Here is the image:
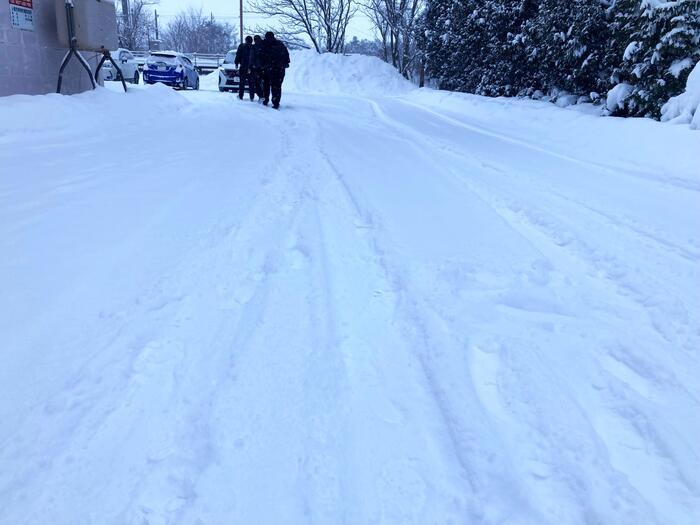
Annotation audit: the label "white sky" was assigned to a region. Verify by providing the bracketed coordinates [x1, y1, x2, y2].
[152, 0, 377, 41]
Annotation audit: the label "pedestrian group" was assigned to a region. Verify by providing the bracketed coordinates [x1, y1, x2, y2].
[234, 31, 290, 109]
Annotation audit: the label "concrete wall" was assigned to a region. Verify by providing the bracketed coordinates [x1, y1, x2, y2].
[1, 0, 101, 96]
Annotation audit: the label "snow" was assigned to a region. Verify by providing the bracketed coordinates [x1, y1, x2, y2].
[199, 70, 220, 91]
[1, 51, 700, 525]
[662, 61, 700, 129]
[285, 50, 414, 95]
[606, 82, 634, 112]
[669, 57, 694, 78]
[624, 41, 640, 61]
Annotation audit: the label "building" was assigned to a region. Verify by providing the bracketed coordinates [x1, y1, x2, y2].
[1, 0, 115, 96]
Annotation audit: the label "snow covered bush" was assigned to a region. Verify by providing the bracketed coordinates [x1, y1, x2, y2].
[519, 0, 610, 96]
[421, 0, 612, 100]
[661, 60, 700, 128]
[606, 82, 634, 112]
[418, 0, 700, 121]
[610, 0, 700, 118]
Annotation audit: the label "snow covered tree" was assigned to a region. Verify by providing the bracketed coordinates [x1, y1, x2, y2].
[419, 0, 699, 119]
[251, 0, 356, 53]
[519, 0, 610, 96]
[473, 0, 531, 96]
[344, 37, 385, 57]
[361, 0, 424, 78]
[421, 0, 486, 92]
[421, 0, 536, 95]
[613, 0, 700, 117]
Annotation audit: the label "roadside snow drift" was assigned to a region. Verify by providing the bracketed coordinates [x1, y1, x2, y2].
[1, 53, 699, 525]
[662, 61, 700, 129]
[285, 50, 414, 95]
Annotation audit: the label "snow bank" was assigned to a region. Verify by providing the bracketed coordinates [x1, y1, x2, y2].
[285, 50, 414, 96]
[661, 61, 700, 129]
[0, 82, 190, 137]
[407, 87, 700, 184]
[199, 70, 220, 91]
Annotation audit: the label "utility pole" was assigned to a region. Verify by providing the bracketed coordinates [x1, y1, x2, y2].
[121, 0, 130, 46]
[154, 9, 159, 40]
[239, 0, 243, 44]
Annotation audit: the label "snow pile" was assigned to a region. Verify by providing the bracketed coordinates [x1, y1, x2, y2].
[199, 70, 220, 91]
[407, 87, 699, 185]
[661, 61, 700, 129]
[285, 50, 414, 96]
[0, 82, 189, 137]
[606, 82, 633, 113]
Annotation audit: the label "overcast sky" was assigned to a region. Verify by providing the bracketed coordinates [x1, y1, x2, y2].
[152, 0, 377, 41]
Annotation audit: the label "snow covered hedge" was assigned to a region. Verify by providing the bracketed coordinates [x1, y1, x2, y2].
[419, 0, 700, 123]
[661, 61, 700, 128]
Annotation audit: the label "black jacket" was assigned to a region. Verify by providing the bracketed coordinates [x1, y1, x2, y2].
[249, 44, 262, 70]
[235, 42, 253, 69]
[259, 37, 290, 69]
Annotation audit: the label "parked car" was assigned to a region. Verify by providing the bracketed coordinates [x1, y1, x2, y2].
[143, 51, 200, 90]
[102, 48, 140, 84]
[218, 50, 242, 93]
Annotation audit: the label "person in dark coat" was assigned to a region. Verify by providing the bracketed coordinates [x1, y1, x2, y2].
[249, 35, 265, 100]
[234, 36, 255, 100]
[259, 31, 290, 109]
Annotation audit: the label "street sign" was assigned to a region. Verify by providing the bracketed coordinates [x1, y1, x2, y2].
[10, 0, 34, 31]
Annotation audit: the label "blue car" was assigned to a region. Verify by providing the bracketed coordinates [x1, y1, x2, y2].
[143, 51, 200, 90]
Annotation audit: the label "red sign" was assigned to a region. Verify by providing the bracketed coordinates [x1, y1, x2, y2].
[10, 0, 33, 8]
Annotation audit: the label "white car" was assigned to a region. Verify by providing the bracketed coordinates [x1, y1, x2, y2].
[218, 50, 242, 93]
[102, 48, 140, 84]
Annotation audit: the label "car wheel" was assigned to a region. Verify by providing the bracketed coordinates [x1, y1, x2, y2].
[133, 70, 139, 84]
[194, 77, 200, 90]
[181, 76, 188, 90]
[219, 86, 225, 92]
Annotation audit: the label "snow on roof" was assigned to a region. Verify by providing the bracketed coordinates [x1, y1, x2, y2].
[150, 50, 180, 57]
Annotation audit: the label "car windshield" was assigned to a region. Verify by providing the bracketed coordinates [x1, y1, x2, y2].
[223, 52, 235, 64]
[148, 54, 178, 65]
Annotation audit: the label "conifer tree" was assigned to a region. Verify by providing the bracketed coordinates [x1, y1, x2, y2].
[617, 0, 700, 117]
[521, 0, 609, 96]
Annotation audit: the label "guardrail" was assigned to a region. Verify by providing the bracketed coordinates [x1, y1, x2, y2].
[132, 51, 227, 73]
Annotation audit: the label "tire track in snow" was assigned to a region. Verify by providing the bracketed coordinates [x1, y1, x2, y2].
[0, 105, 313, 524]
[362, 95, 699, 355]
[395, 97, 700, 194]
[309, 110, 557, 524]
[346, 94, 699, 524]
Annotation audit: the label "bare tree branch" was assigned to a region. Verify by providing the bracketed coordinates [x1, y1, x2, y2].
[117, 0, 158, 50]
[359, 0, 423, 78]
[161, 8, 238, 53]
[251, 0, 356, 52]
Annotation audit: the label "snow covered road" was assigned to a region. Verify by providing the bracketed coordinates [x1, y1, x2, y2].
[1, 54, 699, 524]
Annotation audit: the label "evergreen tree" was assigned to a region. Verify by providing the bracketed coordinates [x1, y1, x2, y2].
[475, 0, 531, 96]
[418, 0, 700, 120]
[520, 0, 609, 96]
[615, 0, 700, 117]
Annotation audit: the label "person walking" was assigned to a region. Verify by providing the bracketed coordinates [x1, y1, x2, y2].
[259, 32, 290, 109]
[250, 35, 265, 101]
[234, 36, 255, 100]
